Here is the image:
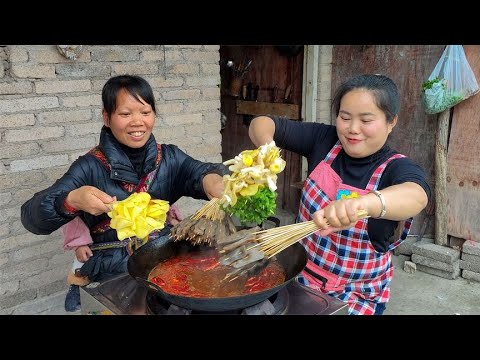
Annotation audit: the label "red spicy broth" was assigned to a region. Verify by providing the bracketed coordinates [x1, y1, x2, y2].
[148, 249, 285, 297]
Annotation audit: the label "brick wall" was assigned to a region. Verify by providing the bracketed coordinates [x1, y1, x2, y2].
[0, 45, 222, 312]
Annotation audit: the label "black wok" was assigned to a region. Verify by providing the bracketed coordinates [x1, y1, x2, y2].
[127, 236, 307, 312]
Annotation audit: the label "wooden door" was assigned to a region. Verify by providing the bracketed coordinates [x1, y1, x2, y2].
[447, 45, 480, 242]
[219, 46, 304, 213]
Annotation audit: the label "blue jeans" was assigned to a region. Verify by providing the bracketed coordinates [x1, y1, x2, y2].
[374, 302, 386, 315]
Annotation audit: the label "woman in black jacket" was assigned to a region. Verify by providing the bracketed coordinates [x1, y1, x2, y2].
[21, 74, 228, 311]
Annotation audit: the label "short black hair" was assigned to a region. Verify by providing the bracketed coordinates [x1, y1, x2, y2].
[102, 75, 156, 117]
[332, 74, 399, 123]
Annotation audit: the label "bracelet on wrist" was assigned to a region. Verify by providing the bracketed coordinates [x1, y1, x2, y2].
[370, 190, 386, 219]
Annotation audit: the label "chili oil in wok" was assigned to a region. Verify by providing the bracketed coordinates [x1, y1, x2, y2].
[148, 249, 285, 297]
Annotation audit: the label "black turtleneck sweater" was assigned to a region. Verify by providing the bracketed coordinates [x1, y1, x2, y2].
[273, 117, 431, 253]
[119, 142, 146, 177]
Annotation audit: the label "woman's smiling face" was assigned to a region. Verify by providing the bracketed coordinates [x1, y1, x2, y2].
[335, 89, 397, 158]
[103, 88, 155, 148]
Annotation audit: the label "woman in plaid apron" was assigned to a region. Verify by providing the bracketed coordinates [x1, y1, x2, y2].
[249, 74, 430, 314]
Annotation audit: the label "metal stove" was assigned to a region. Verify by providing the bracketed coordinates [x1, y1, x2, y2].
[80, 273, 348, 315]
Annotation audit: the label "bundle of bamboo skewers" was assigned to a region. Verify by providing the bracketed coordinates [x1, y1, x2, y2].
[170, 198, 237, 246]
[171, 141, 285, 246]
[218, 209, 370, 281]
[250, 209, 370, 258]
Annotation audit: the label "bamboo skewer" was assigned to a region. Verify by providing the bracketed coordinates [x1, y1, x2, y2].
[191, 198, 224, 221]
[247, 209, 370, 258]
[220, 209, 371, 282]
[171, 197, 236, 246]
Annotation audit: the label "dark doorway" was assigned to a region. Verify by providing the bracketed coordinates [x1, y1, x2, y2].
[219, 45, 304, 214]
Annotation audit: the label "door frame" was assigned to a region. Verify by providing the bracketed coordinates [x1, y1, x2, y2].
[300, 45, 320, 180]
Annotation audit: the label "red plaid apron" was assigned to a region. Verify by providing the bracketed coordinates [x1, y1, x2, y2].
[296, 141, 412, 315]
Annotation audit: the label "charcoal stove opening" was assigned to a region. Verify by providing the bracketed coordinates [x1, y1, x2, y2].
[146, 287, 289, 315]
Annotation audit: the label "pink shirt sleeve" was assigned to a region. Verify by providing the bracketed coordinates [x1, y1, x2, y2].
[166, 204, 184, 224]
[61, 217, 93, 251]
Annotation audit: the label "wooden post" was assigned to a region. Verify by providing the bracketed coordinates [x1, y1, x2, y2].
[435, 109, 450, 246]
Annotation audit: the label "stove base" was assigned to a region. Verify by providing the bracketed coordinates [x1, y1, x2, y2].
[80, 273, 348, 315]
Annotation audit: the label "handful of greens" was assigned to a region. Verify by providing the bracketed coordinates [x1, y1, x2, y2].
[220, 142, 286, 225]
[422, 77, 464, 114]
[223, 187, 277, 225]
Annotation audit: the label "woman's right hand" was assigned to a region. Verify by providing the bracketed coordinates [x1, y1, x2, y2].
[66, 186, 116, 215]
[312, 197, 367, 236]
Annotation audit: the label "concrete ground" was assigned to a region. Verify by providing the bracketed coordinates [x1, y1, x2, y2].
[385, 254, 480, 315]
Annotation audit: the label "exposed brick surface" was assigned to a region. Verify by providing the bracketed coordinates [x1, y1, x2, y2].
[112, 63, 158, 75]
[0, 192, 12, 206]
[0, 45, 223, 311]
[460, 260, 480, 273]
[462, 269, 480, 283]
[91, 47, 140, 62]
[0, 288, 36, 309]
[5, 126, 64, 143]
[186, 76, 219, 87]
[41, 136, 97, 153]
[416, 264, 460, 280]
[163, 89, 200, 101]
[0, 279, 20, 296]
[62, 94, 101, 108]
[0, 258, 48, 282]
[461, 252, 480, 265]
[0, 81, 33, 95]
[10, 154, 69, 172]
[0, 113, 35, 128]
[0, 223, 9, 238]
[0, 143, 41, 160]
[141, 51, 164, 62]
[403, 260, 416, 274]
[393, 235, 423, 256]
[35, 79, 91, 94]
[0, 96, 58, 114]
[11, 64, 56, 78]
[29, 48, 90, 63]
[412, 240, 461, 263]
[169, 63, 199, 75]
[412, 253, 459, 272]
[463, 240, 480, 256]
[164, 113, 202, 126]
[0, 171, 44, 191]
[38, 109, 92, 124]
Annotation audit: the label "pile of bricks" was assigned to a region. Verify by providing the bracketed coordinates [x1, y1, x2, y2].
[394, 235, 480, 283]
[460, 240, 480, 283]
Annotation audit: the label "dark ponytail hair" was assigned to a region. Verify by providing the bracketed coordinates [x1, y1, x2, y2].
[102, 75, 156, 117]
[332, 74, 399, 123]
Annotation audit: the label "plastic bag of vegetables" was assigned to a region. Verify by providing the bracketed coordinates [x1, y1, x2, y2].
[422, 45, 479, 114]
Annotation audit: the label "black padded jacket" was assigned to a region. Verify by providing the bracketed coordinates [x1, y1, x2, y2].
[21, 126, 229, 245]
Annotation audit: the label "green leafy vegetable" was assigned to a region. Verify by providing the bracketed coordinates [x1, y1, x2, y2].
[422, 77, 445, 91]
[422, 77, 464, 114]
[222, 187, 277, 225]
